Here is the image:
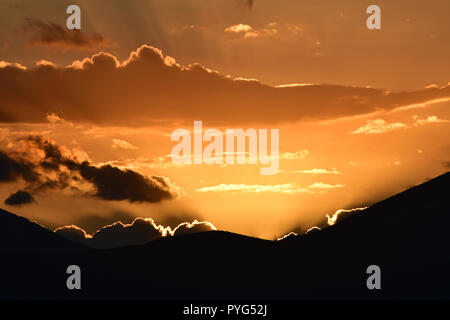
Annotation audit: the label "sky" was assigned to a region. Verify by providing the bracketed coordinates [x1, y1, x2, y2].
[0, 0, 449, 240]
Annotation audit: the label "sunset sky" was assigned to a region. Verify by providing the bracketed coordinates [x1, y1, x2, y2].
[0, 0, 449, 239]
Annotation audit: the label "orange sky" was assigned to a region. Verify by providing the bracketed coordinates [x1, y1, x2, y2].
[0, 0, 449, 239]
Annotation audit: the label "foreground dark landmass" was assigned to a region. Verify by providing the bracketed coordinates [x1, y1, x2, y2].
[0, 172, 449, 299]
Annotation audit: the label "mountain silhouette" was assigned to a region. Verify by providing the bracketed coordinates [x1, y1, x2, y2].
[0, 172, 449, 299]
[0, 208, 88, 252]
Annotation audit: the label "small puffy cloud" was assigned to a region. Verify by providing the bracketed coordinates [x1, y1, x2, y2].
[112, 139, 139, 150]
[413, 115, 450, 126]
[225, 24, 253, 33]
[46, 113, 65, 124]
[0, 60, 26, 70]
[351, 119, 407, 134]
[225, 23, 278, 38]
[36, 60, 56, 67]
[4, 190, 35, 206]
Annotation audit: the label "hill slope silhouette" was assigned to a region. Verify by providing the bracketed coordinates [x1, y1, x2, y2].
[0, 172, 449, 299]
[0, 209, 88, 252]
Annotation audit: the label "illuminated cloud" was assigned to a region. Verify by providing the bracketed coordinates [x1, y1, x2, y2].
[308, 182, 345, 189]
[279, 150, 309, 160]
[46, 113, 72, 126]
[196, 183, 311, 194]
[23, 18, 112, 51]
[305, 226, 321, 233]
[55, 217, 216, 248]
[36, 60, 56, 67]
[276, 226, 321, 241]
[275, 83, 315, 88]
[0, 45, 449, 126]
[225, 24, 253, 33]
[413, 115, 450, 126]
[196, 181, 345, 194]
[112, 139, 139, 150]
[326, 207, 368, 226]
[276, 231, 298, 241]
[225, 23, 278, 38]
[0, 60, 26, 70]
[351, 119, 407, 134]
[54, 224, 92, 243]
[290, 168, 341, 175]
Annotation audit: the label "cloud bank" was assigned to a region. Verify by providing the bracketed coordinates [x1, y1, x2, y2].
[1, 45, 449, 126]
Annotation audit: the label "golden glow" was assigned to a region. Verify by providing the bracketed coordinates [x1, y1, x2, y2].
[326, 207, 368, 226]
[85, 218, 217, 238]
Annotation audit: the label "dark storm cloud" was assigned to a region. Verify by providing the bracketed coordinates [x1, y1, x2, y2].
[23, 18, 111, 51]
[0, 135, 177, 205]
[4, 190, 35, 206]
[0, 45, 449, 126]
[0, 150, 38, 183]
[55, 218, 216, 249]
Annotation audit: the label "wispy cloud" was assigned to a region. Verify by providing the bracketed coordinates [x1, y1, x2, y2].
[196, 181, 345, 194]
[196, 183, 311, 194]
[285, 168, 341, 175]
[112, 139, 139, 150]
[307, 182, 345, 189]
[351, 119, 407, 134]
[23, 18, 112, 51]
